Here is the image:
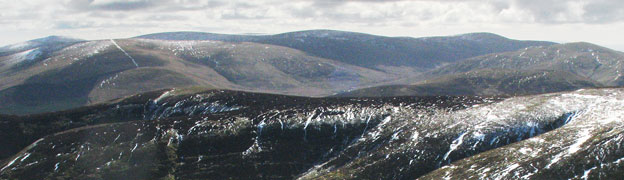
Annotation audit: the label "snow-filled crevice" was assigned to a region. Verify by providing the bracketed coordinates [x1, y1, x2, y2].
[143, 94, 243, 120]
[438, 110, 582, 166]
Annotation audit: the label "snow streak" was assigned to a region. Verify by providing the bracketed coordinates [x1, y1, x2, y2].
[110, 39, 139, 67]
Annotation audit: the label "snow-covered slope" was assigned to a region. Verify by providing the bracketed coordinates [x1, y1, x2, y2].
[0, 36, 83, 72]
[420, 88, 624, 179]
[0, 36, 82, 54]
[0, 48, 42, 71]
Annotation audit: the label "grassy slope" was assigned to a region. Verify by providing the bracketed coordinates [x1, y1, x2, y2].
[0, 39, 394, 115]
[336, 69, 603, 97]
[428, 42, 624, 86]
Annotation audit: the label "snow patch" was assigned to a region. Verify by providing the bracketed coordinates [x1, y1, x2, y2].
[567, 129, 591, 155]
[131, 143, 138, 152]
[581, 166, 597, 180]
[154, 89, 175, 103]
[495, 163, 520, 180]
[17, 48, 41, 61]
[1, 155, 21, 172]
[3, 41, 31, 50]
[1, 48, 42, 70]
[411, 132, 419, 141]
[54, 162, 60, 172]
[20, 153, 31, 162]
[443, 132, 468, 161]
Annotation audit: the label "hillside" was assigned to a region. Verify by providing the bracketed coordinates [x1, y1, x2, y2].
[420, 88, 624, 179]
[0, 31, 553, 115]
[335, 69, 602, 97]
[0, 38, 389, 114]
[2, 87, 624, 179]
[0, 36, 84, 73]
[137, 30, 556, 72]
[428, 42, 624, 86]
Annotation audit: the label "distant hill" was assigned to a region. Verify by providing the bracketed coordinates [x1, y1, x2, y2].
[0, 36, 84, 56]
[427, 42, 624, 86]
[335, 69, 602, 97]
[0, 36, 84, 72]
[137, 30, 556, 72]
[339, 42, 624, 97]
[0, 31, 553, 115]
[0, 38, 389, 114]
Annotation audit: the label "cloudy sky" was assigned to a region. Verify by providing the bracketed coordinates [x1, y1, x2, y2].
[2, 0, 624, 51]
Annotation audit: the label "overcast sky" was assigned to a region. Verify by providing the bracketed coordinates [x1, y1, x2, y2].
[1, 0, 623, 51]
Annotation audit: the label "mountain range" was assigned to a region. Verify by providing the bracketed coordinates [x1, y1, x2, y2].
[137, 30, 555, 71]
[1, 30, 624, 179]
[336, 42, 624, 97]
[0, 30, 558, 115]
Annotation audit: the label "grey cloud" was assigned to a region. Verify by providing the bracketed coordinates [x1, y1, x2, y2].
[583, 0, 624, 23]
[220, 11, 268, 20]
[7, 0, 624, 35]
[290, 1, 429, 23]
[66, 0, 94, 9]
[510, 0, 577, 23]
[66, 0, 160, 11]
[92, 1, 158, 11]
[304, 0, 420, 10]
[309, 0, 406, 8]
[158, 0, 227, 12]
[310, 1, 346, 8]
[289, 7, 316, 18]
[505, 0, 624, 24]
[54, 21, 95, 29]
[488, 0, 510, 12]
[144, 14, 189, 21]
[66, 0, 225, 12]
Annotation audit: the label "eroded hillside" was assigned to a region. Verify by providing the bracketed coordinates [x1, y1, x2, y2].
[2, 87, 623, 179]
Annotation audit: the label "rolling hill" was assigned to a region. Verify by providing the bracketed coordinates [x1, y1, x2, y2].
[0, 38, 389, 114]
[137, 30, 556, 72]
[338, 42, 624, 97]
[428, 42, 624, 86]
[0, 36, 84, 73]
[0, 30, 553, 115]
[336, 69, 603, 97]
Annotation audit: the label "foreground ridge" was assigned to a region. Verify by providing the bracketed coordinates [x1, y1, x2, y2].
[0, 88, 623, 179]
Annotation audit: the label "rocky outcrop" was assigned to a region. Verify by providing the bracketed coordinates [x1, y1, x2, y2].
[2, 88, 624, 179]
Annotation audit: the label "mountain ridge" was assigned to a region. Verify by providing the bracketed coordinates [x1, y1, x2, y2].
[427, 41, 624, 86]
[2, 87, 624, 179]
[335, 68, 603, 97]
[136, 30, 556, 70]
[0, 30, 555, 115]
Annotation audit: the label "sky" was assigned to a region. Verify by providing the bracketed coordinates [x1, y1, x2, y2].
[1, 0, 624, 51]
